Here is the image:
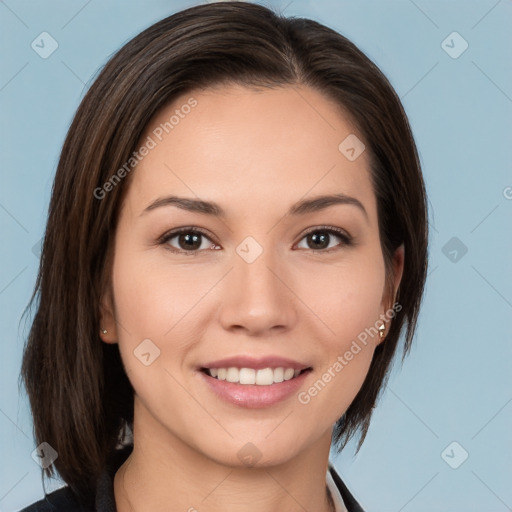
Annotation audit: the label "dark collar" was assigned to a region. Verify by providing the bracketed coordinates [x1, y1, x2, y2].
[94, 445, 133, 511]
[328, 462, 365, 512]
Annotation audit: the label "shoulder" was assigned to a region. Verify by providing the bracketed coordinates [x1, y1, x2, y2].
[18, 444, 132, 512]
[17, 486, 93, 512]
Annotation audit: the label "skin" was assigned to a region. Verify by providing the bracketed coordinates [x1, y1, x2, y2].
[100, 83, 404, 512]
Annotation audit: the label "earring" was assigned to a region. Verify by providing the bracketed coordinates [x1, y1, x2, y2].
[101, 329, 108, 334]
[378, 323, 385, 340]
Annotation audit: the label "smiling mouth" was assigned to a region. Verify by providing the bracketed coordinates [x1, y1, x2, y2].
[200, 367, 312, 386]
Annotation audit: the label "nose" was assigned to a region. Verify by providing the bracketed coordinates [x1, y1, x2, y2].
[217, 244, 298, 336]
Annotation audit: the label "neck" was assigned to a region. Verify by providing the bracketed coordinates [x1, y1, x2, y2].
[113, 404, 335, 512]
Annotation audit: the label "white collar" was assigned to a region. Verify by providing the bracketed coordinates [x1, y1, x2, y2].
[326, 465, 348, 512]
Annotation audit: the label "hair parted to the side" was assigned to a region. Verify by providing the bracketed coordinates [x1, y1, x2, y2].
[20, 1, 428, 503]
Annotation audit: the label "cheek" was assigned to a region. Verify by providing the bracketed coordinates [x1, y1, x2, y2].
[110, 243, 218, 393]
[111, 246, 204, 338]
[110, 248, 196, 410]
[294, 255, 385, 412]
[300, 253, 386, 342]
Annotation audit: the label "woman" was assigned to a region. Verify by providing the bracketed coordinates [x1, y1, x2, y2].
[19, 2, 428, 511]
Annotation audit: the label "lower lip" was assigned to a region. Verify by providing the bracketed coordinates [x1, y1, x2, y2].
[198, 369, 312, 409]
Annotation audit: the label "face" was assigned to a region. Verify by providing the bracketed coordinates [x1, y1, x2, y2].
[100, 83, 403, 468]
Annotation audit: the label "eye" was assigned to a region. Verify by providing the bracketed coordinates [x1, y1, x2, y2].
[295, 226, 352, 252]
[158, 225, 352, 255]
[158, 227, 220, 254]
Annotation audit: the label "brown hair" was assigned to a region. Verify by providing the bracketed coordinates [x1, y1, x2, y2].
[20, 0, 428, 503]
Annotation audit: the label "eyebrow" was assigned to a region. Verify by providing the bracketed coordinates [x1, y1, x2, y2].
[141, 193, 368, 221]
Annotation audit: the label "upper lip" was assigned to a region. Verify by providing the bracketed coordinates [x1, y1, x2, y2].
[200, 355, 312, 371]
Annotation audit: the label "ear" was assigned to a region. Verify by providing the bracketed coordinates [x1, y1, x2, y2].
[389, 243, 404, 306]
[378, 243, 404, 343]
[99, 284, 118, 344]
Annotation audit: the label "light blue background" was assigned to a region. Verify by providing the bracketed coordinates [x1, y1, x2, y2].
[1, 1, 511, 511]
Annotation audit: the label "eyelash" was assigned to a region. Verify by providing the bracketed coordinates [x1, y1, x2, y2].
[157, 225, 353, 256]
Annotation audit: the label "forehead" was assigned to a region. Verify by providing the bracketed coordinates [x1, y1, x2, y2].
[126, 84, 376, 221]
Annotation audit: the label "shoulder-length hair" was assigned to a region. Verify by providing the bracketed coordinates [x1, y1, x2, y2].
[20, 0, 428, 503]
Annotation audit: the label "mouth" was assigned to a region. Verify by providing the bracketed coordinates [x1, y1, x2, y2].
[199, 366, 313, 386]
[198, 365, 313, 409]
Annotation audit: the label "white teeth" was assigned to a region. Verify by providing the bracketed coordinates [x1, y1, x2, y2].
[226, 367, 239, 383]
[273, 367, 284, 383]
[256, 368, 273, 385]
[239, 368, 256, 384]
[206, 366, 306, 385]
[284, 368, 295, 380]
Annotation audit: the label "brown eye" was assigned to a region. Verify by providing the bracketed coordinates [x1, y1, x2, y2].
[306, 231, 330, 250]
[176, 232, 202, 251]
[296, 227, 352, 252]
[159, 228, 219, 254]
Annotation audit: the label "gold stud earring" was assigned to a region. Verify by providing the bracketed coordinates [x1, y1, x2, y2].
[378, 323, 385, 340]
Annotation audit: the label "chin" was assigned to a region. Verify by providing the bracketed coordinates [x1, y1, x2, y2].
[198, 430, 312, 470]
